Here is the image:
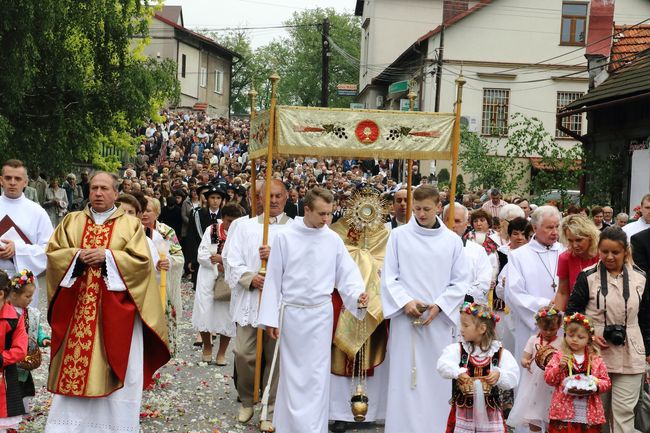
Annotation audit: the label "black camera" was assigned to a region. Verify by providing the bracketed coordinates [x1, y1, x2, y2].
[603, 324, 627, 346]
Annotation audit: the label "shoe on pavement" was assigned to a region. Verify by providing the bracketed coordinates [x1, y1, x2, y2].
[330, 420, 348, 432]
[215, 355, 227, 366]
[260, 420, 275, 432]
[238, 405, 254, 423]
[201, 348, 213, 363]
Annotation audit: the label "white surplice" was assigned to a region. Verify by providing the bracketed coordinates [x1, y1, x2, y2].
[192, 222, 236, 336]
[0, 193, 53, 307]
[463, 240, 493, 304]
[224, 213, 292, 327]
[504, 237, 564, 360]
[45, 207, 144, 433]
[257, 217, 366, 433]
[380, 217, 471, 433]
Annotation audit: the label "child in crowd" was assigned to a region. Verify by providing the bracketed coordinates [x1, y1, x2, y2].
[8, 270, 50, 413]
[438, 302, 520, 433]
[544, 313, 610, 433]
[0, 270, 28, 433]
[508, 304, 563, 432]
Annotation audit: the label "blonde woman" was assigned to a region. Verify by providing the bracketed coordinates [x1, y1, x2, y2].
[553, 215, 600, 311]
[141, 196, 185, 356]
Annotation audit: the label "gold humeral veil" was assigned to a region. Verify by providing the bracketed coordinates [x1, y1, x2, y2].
[46, 206, 169, 397]
[330, 214, 389, 375]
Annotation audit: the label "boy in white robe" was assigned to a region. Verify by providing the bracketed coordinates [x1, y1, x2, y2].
[258, 187, 368, 433]
[380, 186, 471, 433]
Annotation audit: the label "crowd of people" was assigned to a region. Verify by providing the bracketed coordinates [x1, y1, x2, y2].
[0, 110, 649, 433]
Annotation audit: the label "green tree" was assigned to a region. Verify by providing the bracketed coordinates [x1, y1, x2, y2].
[437, 168, 450, 184]
[0, 0, 180, 175]
[210, 30, 254, 115]
[504, 113, 583, 208]
[281, 8, 360, 107]
[458, 128, 523, 193]
[210, 8, 359, 113]
[456, 174, 466, 195]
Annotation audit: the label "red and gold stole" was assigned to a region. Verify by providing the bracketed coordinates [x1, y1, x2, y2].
[54, 219, 116, 396]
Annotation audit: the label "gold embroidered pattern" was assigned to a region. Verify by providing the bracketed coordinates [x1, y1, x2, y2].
[55, 219, 115, 396]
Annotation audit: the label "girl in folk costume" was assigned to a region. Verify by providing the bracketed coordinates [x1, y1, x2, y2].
[544, 313, 610, 433]
[0, 270, 28, 433]
[508, 304, 563, 432]
[191, 203, 243, 364]
[8, 271, 50, 414]
[438, 303, 520, 433]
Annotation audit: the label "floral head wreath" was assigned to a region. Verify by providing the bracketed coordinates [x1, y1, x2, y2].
[534, 304, 561, 321]
[11, 270, 35, 291]
[563, 312, 595, 334]
[461, 302, 500, 323]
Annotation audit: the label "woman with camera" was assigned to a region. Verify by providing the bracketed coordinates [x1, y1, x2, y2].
[567, 226, 650, 433]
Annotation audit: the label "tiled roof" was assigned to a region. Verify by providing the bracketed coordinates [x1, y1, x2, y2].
[610, 25, 650, 72]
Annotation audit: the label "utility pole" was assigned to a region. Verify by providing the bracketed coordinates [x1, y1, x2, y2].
[321, 17, 330, 107]
[434, 26, 444, 112]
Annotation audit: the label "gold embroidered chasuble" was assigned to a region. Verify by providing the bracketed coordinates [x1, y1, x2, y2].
[46, 206, 169, 397]
[330, 218, 389, 374]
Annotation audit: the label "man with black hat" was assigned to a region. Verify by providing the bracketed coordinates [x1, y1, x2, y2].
[185, 184, 228, 288]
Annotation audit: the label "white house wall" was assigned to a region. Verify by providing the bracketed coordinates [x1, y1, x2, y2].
[178, 42, 199, 99]
[614, 0, 650, 24]
[421, 0, 650, 157]
[141, 19, 177, 61]
[359, 0, 443, 92]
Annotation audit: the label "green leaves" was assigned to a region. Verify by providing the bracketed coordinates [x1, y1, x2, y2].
[459, 114, 584, 206]
[214, 8, 360, 113]
[459, 127, 524, 194]
[0, 0, 178, 176]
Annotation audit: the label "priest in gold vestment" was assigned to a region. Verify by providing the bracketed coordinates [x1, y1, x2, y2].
[329, 188, 390, 432]
[44, 172, 170, 433]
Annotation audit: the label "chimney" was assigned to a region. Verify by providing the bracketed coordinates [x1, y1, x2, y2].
[585, 0, 615, 88]
[443, 0, 469, 23]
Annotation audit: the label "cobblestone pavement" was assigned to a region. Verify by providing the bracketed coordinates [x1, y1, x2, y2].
[21, 280, 384, 433]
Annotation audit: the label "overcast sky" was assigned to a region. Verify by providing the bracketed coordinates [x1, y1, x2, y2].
[164, 0, 356, 48]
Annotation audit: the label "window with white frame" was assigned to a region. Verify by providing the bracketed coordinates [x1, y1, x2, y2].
[214, 70, 224, 94]
[481, 88, 510, 136]
[556, 91, 584, 137]
[200, 67, 207, 88]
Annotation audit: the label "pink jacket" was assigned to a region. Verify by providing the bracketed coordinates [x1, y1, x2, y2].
[544, 351, 611, 425]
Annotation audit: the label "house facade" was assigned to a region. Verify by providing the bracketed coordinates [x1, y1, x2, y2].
[141, 6, 240, 117]
[356, 0, 650, 186]
[559, 25, 650, 211]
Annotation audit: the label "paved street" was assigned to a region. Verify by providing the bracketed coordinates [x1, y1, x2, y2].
[21, 280, 384, 433]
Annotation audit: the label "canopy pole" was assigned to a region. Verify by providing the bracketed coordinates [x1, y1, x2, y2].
[447, 73, 466, 229]
[253, 72, 280, 404]
[248, 87, 258, 218]
[405, 90, 417, 222]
